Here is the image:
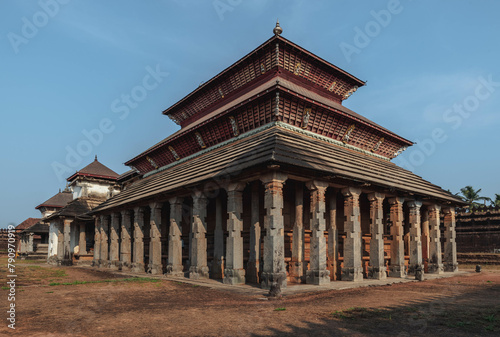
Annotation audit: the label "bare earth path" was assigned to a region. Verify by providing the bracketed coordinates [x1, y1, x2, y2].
[1, 260, 499, 336]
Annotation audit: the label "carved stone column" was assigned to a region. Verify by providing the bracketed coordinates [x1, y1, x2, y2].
[189, 192, 209, 279]
[290, 183, 305, 283]
[27, 232, 34, 253]
[99, 215, 109, 268]
[260, 172, 288, 289]
[367, 192, 386, 280]
[408, 201, 424, 280]
[388, 197, 405, 278]
[93, 217, 101, 266]
[328, 192, 338, 281]
[421, 209, 430, 272]
[62, 219, 72, 266]
[109, 213, 120, 270]
[443, 207, 458, 272]
[306, 180, 330, 285]
[149, 202, 163, 275]
[132, 207, 145, 273]
[427, 205, 443, 274]
[56, 221, 64, 264]
[224, 183, 246, 285]
[167, 197, 184, 276]
[120, 210, 133, 271]
[247, 183, 260, 283]
[79, 223, 86, 255]
[341, 187, 363, 281]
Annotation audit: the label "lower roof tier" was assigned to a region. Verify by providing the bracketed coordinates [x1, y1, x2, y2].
[92, 123, 463, 214]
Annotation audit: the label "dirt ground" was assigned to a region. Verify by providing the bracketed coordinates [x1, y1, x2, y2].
[1, 258, 499, 336]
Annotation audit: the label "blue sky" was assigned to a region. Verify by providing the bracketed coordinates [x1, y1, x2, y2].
[1, 0, 499, 227]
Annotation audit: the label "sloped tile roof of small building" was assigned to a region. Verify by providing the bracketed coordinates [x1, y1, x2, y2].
[67, 157, 120, 182]
[16, 218, 41, 230]
[35, 190, 73, 209]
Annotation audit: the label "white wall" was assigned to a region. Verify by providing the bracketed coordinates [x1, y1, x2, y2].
[48, 221, 58, 257]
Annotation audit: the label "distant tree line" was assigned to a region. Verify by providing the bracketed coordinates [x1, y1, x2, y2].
[456, 186, 500, 208]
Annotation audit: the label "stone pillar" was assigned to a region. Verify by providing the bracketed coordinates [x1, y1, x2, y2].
[341, 187, 363, 281]
[421, 209, 430, 272]
[120, 210, 133, 271]
[79, 223, 86, 255]
[189, 192, 209, 279]
[109, 213, 120, 270]
[290, 183, 305, 283]
[388, 197, 405, 278]
[148, 202, 163, 275]
[99, 216, 109, 267]
[62, 219, 72, 265]
[305, 181, 330, 285]
[260, 172, 288, 289]
[443, 207, 458, 272]
[28, 232, 34, 253]
[247, 183, 260, 283]
[93, 217, 101, 267]
[57, 221, 64, 263]
[367, 192, 386, 280]
[408, 201, 424, 280]
[167, 197, 184, 276]
[132, 207, 145, 273]
[427, 205, 443, 274]
[224, 183, 246, 285]
[328, 192, 338, 281]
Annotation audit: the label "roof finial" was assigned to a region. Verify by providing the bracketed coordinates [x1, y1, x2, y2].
[273, 19, 282, 36]
[95, 155, 98, 161]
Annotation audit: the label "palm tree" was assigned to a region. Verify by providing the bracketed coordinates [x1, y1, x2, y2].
[458, 186, 491, 208]
[492, 194, 500, 207]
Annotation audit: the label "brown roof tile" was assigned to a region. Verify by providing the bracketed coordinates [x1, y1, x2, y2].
[35, 190, 73, 209]
[16, 218, 41, 231]
[67, 156, 120, 181]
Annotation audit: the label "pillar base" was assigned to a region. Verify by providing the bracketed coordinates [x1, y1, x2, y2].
[120, 262, 132, 272]
[261, 272, 287, 290]
[92, 260, 99, 267]
[427, 263, 444, 274]
[108, 261, 120, 270]
[289, 261, 304, 283]
[165, 264, 184, 277]
[189, 266, 209, 279]
[246, 261, 259, 283]
[408, 264, 423, 276]
[388, 265, 406, 278]
[97, 259, 106, 268]
[368, 266, 387, 280]
[341, 267, 363, 282]
[131, 263, 145, 273]
[444, 263, 458, 272]
[223, 268, 246, 285]
[148, 264, 163, 275]
[306, 269, 330, 285]
[61, 259, 73, 266]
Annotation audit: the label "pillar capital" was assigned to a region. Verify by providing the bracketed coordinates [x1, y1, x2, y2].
[121, 209, 133, 218]
[63, 218, 73, 226]
[428, 204, 441, 213]
[305, 180, 329, 191]
[442, 206, 455, 215]
[407, 200, 423, 209]
[260, 171, 288, 185]
[226, 182, 246, 192]
[388, 197, 405, 205]
[111, 212, 121, 221]
[341, 186, 362, 198]
[168, 196, 184, 205]
[367, 192, 385, 202]
[134, 206, 146, 217]
[149, 201, 163, 210]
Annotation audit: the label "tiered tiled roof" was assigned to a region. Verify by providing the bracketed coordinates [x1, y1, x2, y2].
[16, 218, 41, 231]
[67, 156, 120, 182]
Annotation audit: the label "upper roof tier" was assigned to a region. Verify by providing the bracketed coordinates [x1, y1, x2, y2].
[67, 156, 120, 182]
[35, 189, 73, 210]
[163, 34, 366, 128]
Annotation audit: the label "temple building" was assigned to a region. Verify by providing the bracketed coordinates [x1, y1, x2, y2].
[89, 23, 464, 288]
[42, 157, 120, 265]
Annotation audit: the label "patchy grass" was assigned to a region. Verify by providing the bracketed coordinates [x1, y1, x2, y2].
[274, 307, 286, 311]
[49, 277, 161, 287]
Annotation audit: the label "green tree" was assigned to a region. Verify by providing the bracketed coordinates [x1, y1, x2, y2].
[458, 186, 491, 208]
[492, 194, 500, 207]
